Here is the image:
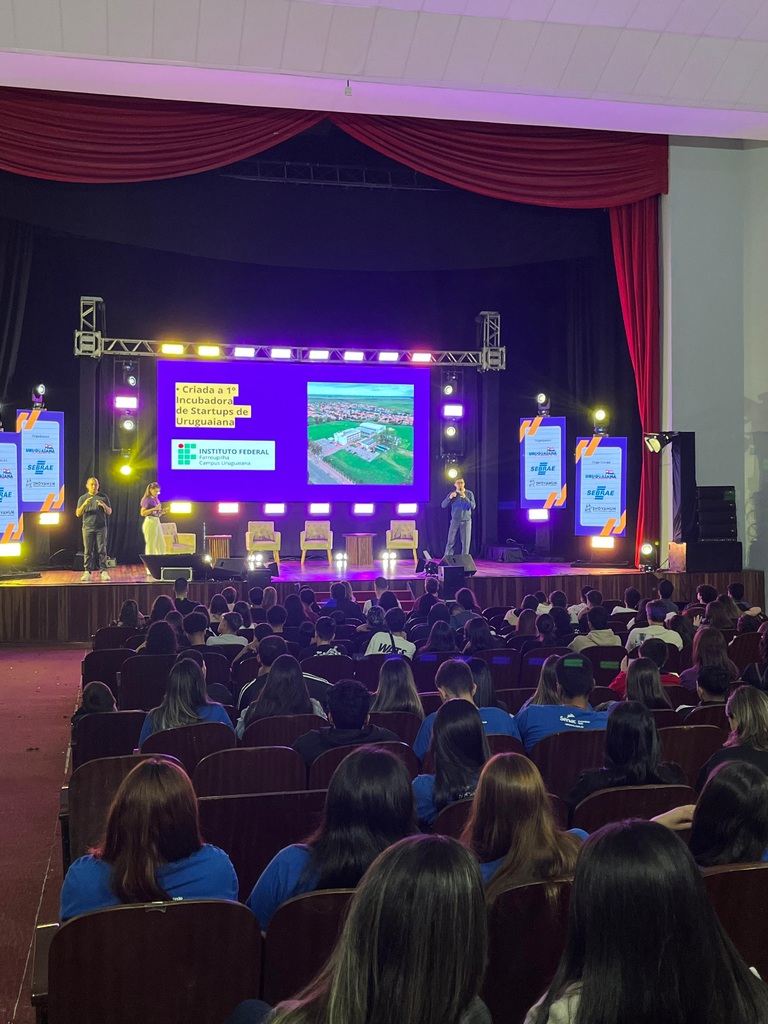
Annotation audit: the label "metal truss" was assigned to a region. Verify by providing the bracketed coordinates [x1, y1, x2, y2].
[74, 299, 505, 371]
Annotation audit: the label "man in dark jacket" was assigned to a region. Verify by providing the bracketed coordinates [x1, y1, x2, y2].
[293, 679, 399, 766]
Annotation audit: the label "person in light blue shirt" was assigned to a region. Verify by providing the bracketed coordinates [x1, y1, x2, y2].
[413, 659, 520, 760]
[441, 477, 476, 556]
[60, 758, 238, 921]
[514, 653, 609, 752]
[138, 658, 235, 747]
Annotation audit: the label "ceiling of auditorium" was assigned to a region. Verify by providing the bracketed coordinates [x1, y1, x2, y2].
[3, 0, 768, 139]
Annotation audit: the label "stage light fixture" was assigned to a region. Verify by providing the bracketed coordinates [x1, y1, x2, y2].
[161, 343, 184, 355]
[271, 347, 292, 360]
[119, 463, 132, 476]
[197, 345, 220, 358]
[217, 502, 239, 514]
[377, 352, 399, 362]
[445, 425, 457, 438]
[308, 502, 331, 515]
[169, 501, 192, 514]
[0, 543, 21, 557]
[443, 382, 455, 396]
[639, 541, 658, 571]
[114, 395, 138, 410]
[590, 536, 615, 550]
[644, 431, 678, 454]
[263, 503, 286, 515]
[442, 403, 464, 418]
[32, 383, 46, 409]
[343, 351, 364, 362]
[537, 392, 551, 416]
[123, 362, 137, 387]
[411, 353, 432, 363]
[234, 346, 256, 359]
[593, 408, 608, 435]
[39, 512, 60, 525]
[203, 553, 213, 564]
[119, 415, 136, 431]
[308, 350, 330, 361]
[396, 503, 418, 515]
[447, 466, 459, 480]
[352, 503, 374, 515]
[527, 509, 550, 522]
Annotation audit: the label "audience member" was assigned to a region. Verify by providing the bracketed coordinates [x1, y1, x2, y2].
[413, 660, 519, 759]
[248, 587, 267, 623]
[420, 620, 459, 654]
[138, 660, 234, 746]
[428, 602, 452, 627]
[696, 584, 718, 606]
[113, 599, 144, 630]
[172, 578, 197, 616]
[461, 618, 498, 655]
[467, 658, 506, 712]
[221, 586, 238, 611]
[677, 664, 731, 721]
[717, 592, 743, 622]
[298, 587, 320, 623]
[322, 582, 363, 621]
[413, 699, 489, 827]
[362, 576, 399, 614]
[415, 576, 441, 616]
[262, 587, 278, 612]
[283, 593, 309, 627]
[525, 819, 768, 1024]
[246, 746, 417, 929]
[575, 590, 603, 626]
[566, 585, 593, 623]
[678, 626, 739, 691]
[667, 611, 696, 648]
[703, 600, 734, 631]
[60, 759, 238, 921]
[463, 754, 584, 890]
[233, 600, 252, 629]
[165, 610, 190, 650]
[356, 605, 386, 638]
[71, 680, 117, 741]
[266, 835, 490, 1024]
[207, 612, 248, 647]
[728, 582, 749, 610]
[519, 655, 562, 710]
[608, 636, 679, 698]
[687, 761, 768, 866]
[378, 590, 399, 613]
[292, 680, 399, 766]
[364, 607, 417, 658]
[656, 578, 678, 615]
[266, 605, 288, 634]
[136, 620, 177, 656]
[514, 654, 608, 752]
[175, 649, 231, 705]
[625, 657, 673, 710]
[516, 613, 557, 657]
[299, 616, 346, 660]
[237, 654, 325, 738]
[370, 657, 424, 719]
[505, 609, 537, 653]
[182, 611, 209, 649]
[235, 635, 289, 712]
[548, 590, 568, 610]
[696, 685, 768, 788]
[610, 586, 642, 619]
[148, 594, 175, 625]
[626, 599, 684, 651]
[567, 702, 684, 807]
[736, 612, 760, 634]
[568, 606, 621, 652]
[549, 605, 576, 644]
[504, 594, 538, 628]
[450, 588, 482, 629]
[208, 593, 228, 625]
[742, 625, 768, 689]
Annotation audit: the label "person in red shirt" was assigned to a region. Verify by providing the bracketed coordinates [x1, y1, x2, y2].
[609, 637, 679, 699]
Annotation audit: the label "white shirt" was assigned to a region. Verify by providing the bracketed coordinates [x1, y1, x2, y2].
[626, 623, 683, 652]
[568, 629, 623, 652]
[567, 602, 587, 624]
[365, 632, 416, 659]
[207, 633, 248, 647]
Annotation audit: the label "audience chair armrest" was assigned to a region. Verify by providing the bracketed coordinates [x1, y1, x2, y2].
[59, 786, 70, 872]
[32, 923, 58, 1016]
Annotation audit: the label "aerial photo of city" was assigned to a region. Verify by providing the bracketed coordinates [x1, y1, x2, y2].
[307, 382, 415, 485]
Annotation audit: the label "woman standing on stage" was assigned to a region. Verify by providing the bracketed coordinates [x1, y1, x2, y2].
[140, 482, 166, 556]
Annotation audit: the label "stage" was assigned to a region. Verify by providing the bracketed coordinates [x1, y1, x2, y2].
[0, 560, 762, 644]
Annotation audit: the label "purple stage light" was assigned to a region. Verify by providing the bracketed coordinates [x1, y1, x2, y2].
[353, 503, 374, 515]
[442, 403, 464, 418]
[411, 352, 432, 363]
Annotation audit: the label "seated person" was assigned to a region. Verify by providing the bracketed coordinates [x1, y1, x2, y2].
[696, 685, 768, 789]
[299, 616, 347, 661]
[513, 654, 609, 753]
[369, 657, 424, 719]
[575, 589, 603, 627]
[608, 636, 679, 698]
[321, 581, 364, 622]
[182, 611, 211, 649]
[298, 587, 320, 622]
[356, 606, 386, 638]
[266, 605, 287, 634]
[461, 618, 499, 655]
[165, 610, 190, 651]
[413, 659, 520, 760]
[138, 660, 234, 746]
[504, 593, 539, 629]
[237, 654, 325, 739]
[568, 605, 622, 652]
[246, 746, 416, 928]
[60, 758, 238, 921]
[678, 626, 739, 692]
[363, 576, 401, 615]
[656, 578, 679, 615]
[71, 680, 116, 741]
[728, 581, 752, 612]
[135, 620, 177, 656]
[626, 599, 684, 651]
[415, 576, 441, 617]
[450, 588, 483, 629]
[292, 679, 400, 767]
[567, 701, 685, 808]
[235, 635, 289, 712]
[206, 612, 248, 647]
[112, 598, 145, 631]
[175, 648, 232, 705]
[677, 664, 731, 722]
[172, 577, 197, 616]
[567, 585, 593, 624]
[413, 699, 489, 828]
[418, 619, 459, 655]
[364, 607, 417, 659]
[610, 586, 642, 620]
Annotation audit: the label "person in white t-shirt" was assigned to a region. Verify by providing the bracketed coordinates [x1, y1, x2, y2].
[206, 611, 248, 647]
[365, 607, 416, 659]
[567, 585, 593, 624]
[626, 600, 684, 652]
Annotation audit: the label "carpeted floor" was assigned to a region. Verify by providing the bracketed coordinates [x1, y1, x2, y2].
[0, 644, 86, 1023]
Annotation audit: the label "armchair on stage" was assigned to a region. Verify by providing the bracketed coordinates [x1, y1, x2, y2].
[245, 521, 281, 568]
[300, 521, 333, 567]
[386, 520, 419, 566]
[161, 522, 197, 555]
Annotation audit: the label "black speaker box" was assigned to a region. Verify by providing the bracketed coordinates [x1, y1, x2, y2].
[215, 558, 247, 573]
[440, 554, 477, 575]
[668, 541, 743, 573]
[438, 564, 466, 596]
[247, 568, 274, 587]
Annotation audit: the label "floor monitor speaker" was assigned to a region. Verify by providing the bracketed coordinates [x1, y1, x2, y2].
[440, 553, 477, 575]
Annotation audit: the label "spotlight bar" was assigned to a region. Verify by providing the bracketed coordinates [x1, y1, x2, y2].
[377, 352, 399, 362]
[527, 509, 550, 522]
[308, 502, 331, 514]
[0, 543, 21, 557]
[161, 343, 184, 355]
[396, 503, 418, 515]
[308, 350, 330, 361]
[343, 351, 364, 362]
[234, 347, 255, 358]
[169, 501, 192, 513]
[591, 536, 615, 549]
[443, 404, 464, 418]
[411, 353, 432, 363]
[197, 345, 220, 357]
[217, 502, 239, 514]
[352, 503, 375, 515]
[114, 396, 138, 410]
[39, 512, 61, 525]
[263, 503, 286, 515]
[271, 347, 292, 359]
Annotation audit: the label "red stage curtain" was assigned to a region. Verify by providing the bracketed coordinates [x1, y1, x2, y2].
[609, 199, 660, 563]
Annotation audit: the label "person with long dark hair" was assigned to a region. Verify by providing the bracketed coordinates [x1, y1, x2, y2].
[237, 654, 325, 738]
[567, 702, 685, 807]
[266, 835, 490, 1024]
[463, 754, 584, 893]
[525, 819, 768, 1024]
[467, 658, 506, 711]
[139, 481, 166, 556]
[687, 761, 768, 866]
[113, 599, 144, 631]
[60, 759, 237, 921]
[519, 655, 562, 710]
[208, 593, 228, 626]
[370, 657, 424, 719]
[462, 618, 498, 655]
[624, 657, 673, 710]
[298, 587, 321, 623]
[164, 610, 190, 650]
[679, 625, 739, 691]
[148, 594, 175, 625]
[136, 620, 177, 656]
[246, 746, 417, 929]
[413, 699, 490, 828]
[283, 592, 310, 628]
[505, 609, 537, 653]
[742, 626, 768, 690]
[138, 659, 234, 745]
[420, 619, 459, 654]
[696, 685, 768, 787]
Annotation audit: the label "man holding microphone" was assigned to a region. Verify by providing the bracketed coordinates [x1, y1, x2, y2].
[76, 477, 113, 581]
[441, 477, 476, 557]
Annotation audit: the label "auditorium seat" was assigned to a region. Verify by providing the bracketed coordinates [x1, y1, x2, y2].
[474, 648, 520, 690]
[664, 684, 693, 709]
[487, 734, 526, 756]
[32, 900, 261, 1024]
[241, 714, 322, 749]
[431, 797, 474, 838]
[659, 725, 725, 788]
[92, 626, 136, 650]
[495, 688, 535, 713]
[702, 862, 768, 979]
[530, 729, 606, 799]
[482, 878, 572, 1024]
[117, 654, 177, 711]
[728, 632, 761, 674]
[71, 711, 145, 771]
[140, 721, 236, 774]
[580, 647, 625, 687]
[198, 790, 327, 900]
[518, 648, 572, 688]
[571, 783, 696, 833]
[193, 746, 307, 797]
[353, 654, 392, 691]
[590, 685, 618, 705]
[262, 890, 354, 1004]
[412, 652, 458, 692]
[368, 711, 422, 746]
[299, 654, 355, 684]
[81, 648, 134, 699]
[419, 692, 442, 716]
[649, 708, 683, 729]
[308, 741, 419, 789]
[684, 703, 729, 731]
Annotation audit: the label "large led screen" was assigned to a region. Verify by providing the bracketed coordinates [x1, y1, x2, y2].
[156, 360, 431, 502]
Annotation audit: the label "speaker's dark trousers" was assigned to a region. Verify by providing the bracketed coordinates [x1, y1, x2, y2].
[444, 519, 471, 557]
[83, 526, 108, 571]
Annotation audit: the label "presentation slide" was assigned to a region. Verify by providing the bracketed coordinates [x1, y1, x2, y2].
[519, 416, 567, 509]
[574, 436, 627, 537]
[156, 360, 431, 502]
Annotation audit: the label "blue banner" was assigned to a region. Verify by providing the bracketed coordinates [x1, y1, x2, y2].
[519, 416, 567, 510]
[574, 436, 627, 537]
[16, 410, 65, 512]
[0, 435, 22, 544]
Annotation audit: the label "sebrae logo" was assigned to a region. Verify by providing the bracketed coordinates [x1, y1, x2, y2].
[586, 486, 615, 500]
[535, 461, 556, 476]
[26, 460, 53, 476]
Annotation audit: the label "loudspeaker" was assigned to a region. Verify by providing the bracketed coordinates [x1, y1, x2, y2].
[438, 564, 466, 597]
[247, 568, 273, 587]
[440, 553, 477, 575]
[141, 554, 213, 580]
[215, 558, 247, 573]
[668, 541, 743, 573]
[671, 432, 697, 544]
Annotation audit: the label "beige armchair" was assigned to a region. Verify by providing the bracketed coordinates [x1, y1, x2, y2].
[300, 520, 333, 566]
[386, 520, 418, 566]
[245, 521, 281, 567]
[161, 522, 196, 555]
